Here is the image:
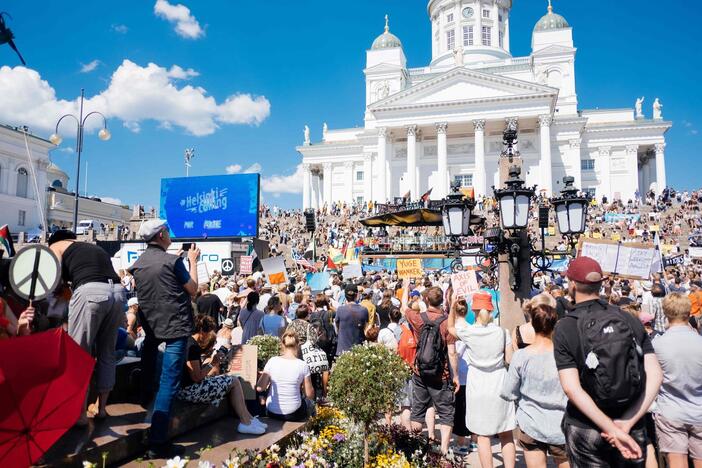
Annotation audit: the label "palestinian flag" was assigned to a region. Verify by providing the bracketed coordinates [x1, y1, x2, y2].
[328, 247, 344, 266]
[327, 256, 339, 271]
[0, 225, 15, 258]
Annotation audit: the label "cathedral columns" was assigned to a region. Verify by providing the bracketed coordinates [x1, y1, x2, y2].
[655, 143, 667, 194]
[343, 162, 354, 203]
[569, 139, 583, 193]
[473, 120, 486, 197]
[363, 153, 373, 203]
[626, 145, 640, 198]
[436, 122, 448, 198]
[598, 146, 611, 200]
[539, 115, 553, 196]
[302, 164, 311, 209]
[323, 163, 332, 206]
[377, 128, 387, 202]
[406, 125, 418, 199]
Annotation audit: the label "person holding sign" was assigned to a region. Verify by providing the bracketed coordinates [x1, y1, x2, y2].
[48, 230, 127, 425]
[128, 219, 201, 460]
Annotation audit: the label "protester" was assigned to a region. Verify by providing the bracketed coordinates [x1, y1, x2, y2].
[178, 314, 266, 435]
[48, 229, 127, 425]
[406, 285, 458, 455]
[259, 296, 286, 337]
[653, 293, 702, 468]
[451, 303, 472, 456]
[334, 284, 368, 356]
[256, 330, 315, 422]
[288, 304, 317, 346]
[196, 283, 225, 327]
[377, 307, 402, 350]
[238, 292, 264, 344]
[502, 293, 569, 468]
[128, 219, 200, 459]
[553, 256, 663, 467]
[448, 292, 516, 468]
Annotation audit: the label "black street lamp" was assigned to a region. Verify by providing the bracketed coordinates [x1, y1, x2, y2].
[551, 176, 589, 237]
[440, 183, 475, 272]
[49, 88, 111, 232]
[493, 166, 536, 230]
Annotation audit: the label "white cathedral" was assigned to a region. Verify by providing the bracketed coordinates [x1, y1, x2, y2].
[297, 0, 671, 209]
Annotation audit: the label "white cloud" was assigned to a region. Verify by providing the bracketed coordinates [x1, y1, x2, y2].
[225, 162, 261, 174]
[99, 196, 124, 206]
[154, 0, 204, 39]
[261, 164, 303, 195]
[55, 147, 74, 153]
[111, 24, 129, 34]
[80, 60, 101, 73]
[167, 65, 199, 79]
[0, 61, 271, 136]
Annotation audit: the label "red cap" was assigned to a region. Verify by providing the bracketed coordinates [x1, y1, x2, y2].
[567, 256, 605, 284]
[471, 292, 494, 311]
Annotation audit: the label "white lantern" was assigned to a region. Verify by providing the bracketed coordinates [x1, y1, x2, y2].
[552, 176, 589, 235]
[494, 166, 535, 230]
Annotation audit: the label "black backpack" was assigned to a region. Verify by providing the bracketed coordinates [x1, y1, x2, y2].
[573, 300, 645, 409]
[310, 310, 335, 349]
[415, 312, 447, 380]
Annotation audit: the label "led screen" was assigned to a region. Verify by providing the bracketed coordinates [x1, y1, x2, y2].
[160, 174, 259, 238]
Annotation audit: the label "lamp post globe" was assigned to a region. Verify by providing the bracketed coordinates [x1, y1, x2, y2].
[493, 166, 535, 230]
[49, 133, 62, 146]
[98, 127, 111, 141]
[441, 184, 473, 237]
[551, 176, 589, 235]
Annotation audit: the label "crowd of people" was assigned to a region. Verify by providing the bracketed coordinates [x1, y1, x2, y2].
[1, 187, 702, 466]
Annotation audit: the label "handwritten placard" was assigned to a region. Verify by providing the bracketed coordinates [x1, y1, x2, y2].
[239, 255, 253, 275]
[451, 270, 479, 298]
[579, 239, 655, 280]
[397, 258, 423, 279]
[228, 344, 258, 399]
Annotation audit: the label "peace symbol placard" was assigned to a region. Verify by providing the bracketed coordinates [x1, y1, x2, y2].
[9, 245, 61, 301]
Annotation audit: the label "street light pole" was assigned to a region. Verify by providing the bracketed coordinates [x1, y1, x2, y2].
[184, 148, 195, 177]
[50, 88, 111, 231]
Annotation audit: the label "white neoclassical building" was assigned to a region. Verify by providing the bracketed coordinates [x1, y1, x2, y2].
[297, 0, 672, 208]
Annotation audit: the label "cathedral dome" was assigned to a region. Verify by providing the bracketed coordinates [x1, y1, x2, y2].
[533, 1, 569, 32]
[371, 15, 402, 50]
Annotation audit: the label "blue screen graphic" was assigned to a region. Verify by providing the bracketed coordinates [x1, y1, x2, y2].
[160, 174, 260, 239]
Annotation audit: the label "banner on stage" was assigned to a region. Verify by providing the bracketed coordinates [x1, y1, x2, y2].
[451, 270, 479, 298]
[397, 258, 423, 279]
[579, 239, 655, 280]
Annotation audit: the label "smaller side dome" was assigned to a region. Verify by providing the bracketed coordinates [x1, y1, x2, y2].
[371, 14, 402, 50]
[534, 1, 570, 32]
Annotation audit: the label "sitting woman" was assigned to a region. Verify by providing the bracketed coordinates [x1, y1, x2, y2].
[178, 314, 267, 435]
[256, 330, 315, 422]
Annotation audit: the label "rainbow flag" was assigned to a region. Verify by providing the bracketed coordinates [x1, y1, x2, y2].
[0, 225, 15, 258]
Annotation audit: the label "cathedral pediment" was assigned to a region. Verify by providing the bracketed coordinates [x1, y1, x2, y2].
[369, 68, 557, 111]
[532, 44, 577, 56]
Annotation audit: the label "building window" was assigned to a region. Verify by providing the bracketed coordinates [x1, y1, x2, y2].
[499, 31, 504, 48]
[584, 188, 596, 198]
[446, 13, 454, 23]
[356, 196, 364, 204]
[482, 9, 490, 18]
[446, 29, 455, 51]
[16, 168, 28, 198]
[356, 170, 364, 182]
[581, 159, 596, 170]
[18, 210, 26, 227]
[481, 26, 491, 46]
[454, 174, 474, 187]
[463, 26, 474, 46]
[499, 14, 503, 23]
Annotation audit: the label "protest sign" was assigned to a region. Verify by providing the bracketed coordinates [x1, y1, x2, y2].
[451, 270, 479, 298]
[690, 247, 702, 258]
[261, 256, 288, 285]
[239, 255, 253, 275]
[342, 263, 363, 279]
[604, 213, 641, 223]
[579, 239, 655, 280]
[397, 258, 423, 279]
[228, 345, 258, 399]
[196, 262, 209, 284]
[663, 254, 684, 268]
[306, 271, 330, 292]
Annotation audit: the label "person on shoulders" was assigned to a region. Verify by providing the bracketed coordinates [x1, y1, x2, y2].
[553, 256, 663, 467]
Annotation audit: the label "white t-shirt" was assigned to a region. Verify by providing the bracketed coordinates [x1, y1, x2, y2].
[264, 356, 310, 415]
[378, 327, 398, 351]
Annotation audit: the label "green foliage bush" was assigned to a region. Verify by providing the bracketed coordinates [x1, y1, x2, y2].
[329, 343, 410, 429]
[246, 334, 281, 370]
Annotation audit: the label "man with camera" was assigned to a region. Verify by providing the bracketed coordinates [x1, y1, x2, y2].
[128, 219, 200, 459]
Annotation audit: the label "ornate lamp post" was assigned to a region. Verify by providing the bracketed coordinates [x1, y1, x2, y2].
[551, 176, 589, 242]
[440, 183, 475, 272]
[49, 88, 111, 231]
[493, 166, 535, 230]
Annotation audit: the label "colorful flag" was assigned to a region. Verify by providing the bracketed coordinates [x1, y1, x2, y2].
[0, 225, 15, 258]
[292, 250, 316, 271]
[420, 188, 433, 202]
[328, 247, 344, 265]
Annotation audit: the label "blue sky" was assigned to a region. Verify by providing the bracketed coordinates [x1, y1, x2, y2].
[0, 0, 699, 209]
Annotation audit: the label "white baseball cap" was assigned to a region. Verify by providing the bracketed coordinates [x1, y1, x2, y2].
[127, 297, 139, 307]
[138, 219, 168, 241]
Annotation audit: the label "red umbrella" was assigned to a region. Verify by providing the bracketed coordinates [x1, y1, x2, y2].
[0, 328, 95, 467]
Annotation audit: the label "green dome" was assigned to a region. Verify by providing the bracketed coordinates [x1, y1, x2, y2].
[534, 5, 570, 32]
[371, 15, 402, 50]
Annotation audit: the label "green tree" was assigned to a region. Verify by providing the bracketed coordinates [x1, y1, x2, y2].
[328, 344, 410, 466]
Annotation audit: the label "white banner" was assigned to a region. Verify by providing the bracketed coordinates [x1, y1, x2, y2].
[114, 241, 232, 275]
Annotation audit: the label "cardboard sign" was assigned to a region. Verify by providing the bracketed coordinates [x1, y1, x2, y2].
[228, 344, 258, 400]
[261, 256, 288, 285]
[579, 239, 655, 280]
[221, 258, 235, 276]
[397, 258, 423, 279]
[451, 270, 479, 298]
[239, 255, 253, 275]
[342, 263, 363, 279]
[196, 262, 209, 284]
